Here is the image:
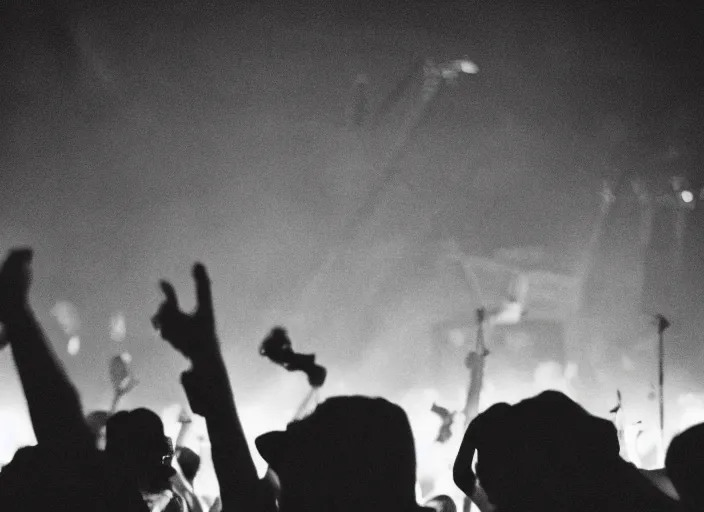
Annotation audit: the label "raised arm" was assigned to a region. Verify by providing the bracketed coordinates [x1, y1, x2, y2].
[152, 264, 274, 512]
[0, 249, 91, 448]
[174, 407, 195, 451]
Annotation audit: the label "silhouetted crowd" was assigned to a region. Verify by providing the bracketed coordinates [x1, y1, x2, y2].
[0, 247, 702, 512]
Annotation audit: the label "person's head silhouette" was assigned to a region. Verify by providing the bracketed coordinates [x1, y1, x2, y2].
[176, 446, 201, 486]
[105, 408, 175, 494]
[256, 395, 427, 512]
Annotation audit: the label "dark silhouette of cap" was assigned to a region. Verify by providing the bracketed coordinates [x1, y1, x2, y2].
[256, 395, 423, 510]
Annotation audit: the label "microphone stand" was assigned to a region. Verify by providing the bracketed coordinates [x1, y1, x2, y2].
[463, 308, 489, 512]
[463, 308, 488, 427]
[655, 314, 670, 464]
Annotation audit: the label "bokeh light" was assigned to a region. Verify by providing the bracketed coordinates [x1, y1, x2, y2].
[680, 190, 694, 203]
[51, 301, 80, 336]
[67, 336, 81, 356]
[459, 60, 478, 74]
[110, 313, 127, 342]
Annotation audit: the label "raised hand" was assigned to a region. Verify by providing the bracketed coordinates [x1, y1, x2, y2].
[152, 263, 217, 362]
[0, 249, 93, 446]
[154, 266, 274, 512]
[0, 248, 33, 324]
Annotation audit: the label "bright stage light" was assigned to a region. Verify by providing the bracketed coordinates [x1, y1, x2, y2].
[680, 190, 694, 203]
[439, 58, 479, 81]
[67, 336, 80, 356]
[458, 59, 478, 74]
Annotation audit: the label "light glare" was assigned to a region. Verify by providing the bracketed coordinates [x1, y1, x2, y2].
[51, 301, 80, 335]
[67, 336, 81, 356]
[680, 190, 694, 203]
[459, 60, 478, 74]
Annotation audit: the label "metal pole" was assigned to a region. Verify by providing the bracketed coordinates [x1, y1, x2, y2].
[656, 314, 670, 462]
[463, 308, 488, 512]
[659, 324, 664, 449]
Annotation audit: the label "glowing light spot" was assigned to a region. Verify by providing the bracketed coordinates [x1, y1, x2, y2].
[110, 313, 126, 342]
[67, 336, 80, 356]
[458, 59, 479, 74]
[490, 301, 524, 326]
[680, 190, 694, 203]
[51, 301, 80, 336]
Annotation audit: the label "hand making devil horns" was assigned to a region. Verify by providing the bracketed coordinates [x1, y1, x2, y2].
[151, 263, 218, 362]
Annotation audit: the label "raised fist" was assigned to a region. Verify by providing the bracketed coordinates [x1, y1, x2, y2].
[152, 263, 217, 361]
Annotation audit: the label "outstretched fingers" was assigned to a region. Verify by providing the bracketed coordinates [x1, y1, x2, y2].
[192, 263, 213, 318]
[153, 264, 216, 361]
[159, 280, 180, 307]
[152, 280, 180, 330]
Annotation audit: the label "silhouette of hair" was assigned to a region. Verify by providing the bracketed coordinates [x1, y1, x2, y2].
[666, 422, 704, 510]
